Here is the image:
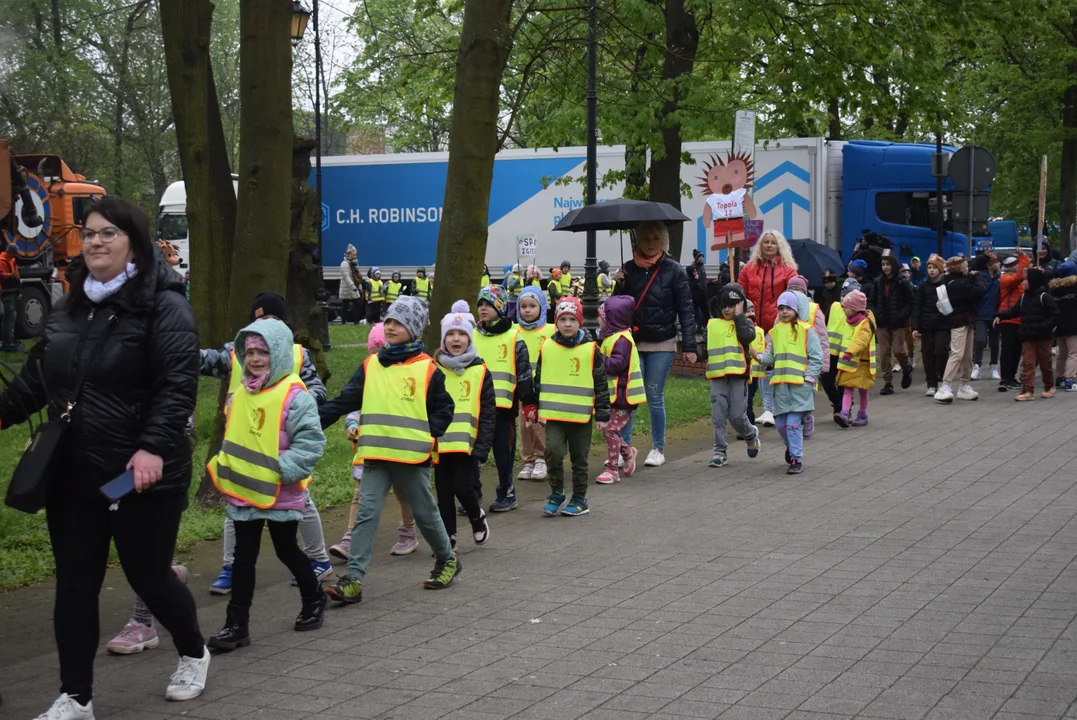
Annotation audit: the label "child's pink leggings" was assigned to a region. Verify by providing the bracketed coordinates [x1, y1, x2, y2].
[841, 388, 869, 415]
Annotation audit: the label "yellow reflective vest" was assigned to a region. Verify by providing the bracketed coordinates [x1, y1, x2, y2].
[472, 327, 519, 409]
[414, 277, 431, 302]
[480, 274, 490, 291]
[228, 344, 305, 405]
[836, 317, 877, 375]
[749, 326, 766, 379]
[600, 330, 645, 405]
[437, 362, 486, 454]
[369, 278, 383, 301]
[826, 301, 849, 356]
[769, 321, 810, 385]
[354, 354, 436, 464]
[705, 318, 748, 379]
[518, 324, 554, 372]
[560, 272, 573, 292]
[208, 373, 305, 509]
[538, 340, 596, 423]
[386, 280, 403, 304]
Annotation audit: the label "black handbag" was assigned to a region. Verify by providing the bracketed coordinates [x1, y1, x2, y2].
[5, 317, 117, 513]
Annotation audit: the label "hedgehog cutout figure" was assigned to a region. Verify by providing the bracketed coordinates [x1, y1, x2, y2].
[699, 151, 758, 251]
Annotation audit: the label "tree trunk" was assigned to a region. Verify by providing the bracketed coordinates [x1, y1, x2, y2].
[288, 135, 330, 380]
[227, 0, 295, 334]
[827, 97, 842, 140]
[1060, 61, 1077, 251]
[623, 42, 651, 200]
[424, 0, 514, 347]
[161, 0, 237, 505]
[648, 0, 698, 262]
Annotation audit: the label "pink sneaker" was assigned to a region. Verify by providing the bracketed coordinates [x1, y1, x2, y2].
[390, 525, 418, 555]
[106, 620, 160, 655]
[329, 533, 351, 560]
[595, 470, 618, 485]
[622, 447, 638, 477]
[172, 564, 189, 586]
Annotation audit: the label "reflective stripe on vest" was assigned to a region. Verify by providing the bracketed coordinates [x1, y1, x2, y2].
[518, 325, 554, 373]
[386, 281, 403, 303]
[208, 374, 305, 508]
[538, 340, 596, 423]
[749, 327, 766, 379]
[826, 301, 849, 356]
[438, 363, 486, 454]
[472, 327, 518, 409]
[227, 344, 305, 404]
[770, 322, 809, 385]
[600, 329, 645, 406]
[354, 355, 435, 463]
[370, 279, 383, 298]
[414, 277, 431, 301]
[837, 318, 877, 375]
[705, 319, 748, 378]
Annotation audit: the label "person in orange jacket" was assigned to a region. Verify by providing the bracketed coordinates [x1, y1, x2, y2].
[997, 250, 1032, 391]
[0, 243, 21, 352]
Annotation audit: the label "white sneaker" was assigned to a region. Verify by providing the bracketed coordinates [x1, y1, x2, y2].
[166, 647, 210, 701]
[990, 364, 1000, 380]
[893, 363, 902, 374]
[532, 458, 548, 480]
[934, 384, 954, 403]
[956, 384, 979, 401]
[925, 386, 937, 396]
[34, 695, 94, 720]
[758, 410, 776, 427]
[644, 448, 666, 467]
[517, 462, 534, 480]
[911, 357, 917, 369]
[1053, 346, 1059, 356]
[971, 364, 981, 380]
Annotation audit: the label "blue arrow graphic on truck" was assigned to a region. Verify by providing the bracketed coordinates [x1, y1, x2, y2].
[754, 161, 810, 190]
[754, 161, 810, 236]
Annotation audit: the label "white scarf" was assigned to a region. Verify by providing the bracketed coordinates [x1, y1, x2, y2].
[84, 262, 137, 304]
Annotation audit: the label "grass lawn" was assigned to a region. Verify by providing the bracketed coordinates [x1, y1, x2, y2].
[0, 324, 711, 590]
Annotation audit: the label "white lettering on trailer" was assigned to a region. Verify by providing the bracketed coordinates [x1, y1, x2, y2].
[367, 207, 443, 223]
[335, 209, 365, 224]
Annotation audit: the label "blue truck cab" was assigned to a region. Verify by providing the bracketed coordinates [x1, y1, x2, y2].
[841, 140, 1012, 262]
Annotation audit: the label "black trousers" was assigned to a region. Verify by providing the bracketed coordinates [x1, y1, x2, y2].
[47, 490, 204, 701]
[920, 328, 951, 388]
[435, 453, 482, 537]
[232, 518, 320, 610]
[366, 301, 383, 324]
[999, 323, 1022, 384]
[820, 362, 842, 413]
[341, 298, 362, 324]
[747, 378, 758, 424]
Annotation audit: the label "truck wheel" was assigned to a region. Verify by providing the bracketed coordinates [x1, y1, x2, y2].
[17, 286, 49, 338]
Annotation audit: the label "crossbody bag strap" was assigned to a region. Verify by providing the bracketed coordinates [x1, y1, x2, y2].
[58, 311, 119, 422]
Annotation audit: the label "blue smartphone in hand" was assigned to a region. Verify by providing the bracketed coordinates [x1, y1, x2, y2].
[99, 469, 136, 502]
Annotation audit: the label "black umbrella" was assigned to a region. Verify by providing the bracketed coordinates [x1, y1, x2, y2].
[552, 198, 690, 232]
[787, 238, 844, 287]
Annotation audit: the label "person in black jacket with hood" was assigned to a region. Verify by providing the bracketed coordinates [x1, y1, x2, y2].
[995, 267, 1059, 400]
[0, 197, 208, 717]
[871, 255, 914, 394]
[911, 256, 950, 395]
[935, 255, 989, 403]
[813, 270, 842, 323]
[1050, 261, 1077, 389]
[613, 221, 695, 468]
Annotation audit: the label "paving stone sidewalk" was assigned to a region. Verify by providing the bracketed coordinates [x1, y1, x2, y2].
[4, 381, 1077, 719]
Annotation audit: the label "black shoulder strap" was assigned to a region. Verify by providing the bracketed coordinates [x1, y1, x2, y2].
[60, 311, 119, 420]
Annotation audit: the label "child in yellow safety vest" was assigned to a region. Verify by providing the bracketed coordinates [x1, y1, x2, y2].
[516, 286, 554, 481]
[472, 285, 536, 513]
[756, 292, 824, 475]
[595, 295, 643, 483]
[206, 319, 328, 651]
[434, 301, 495, 546]
[320, 297, 460, 604]
[536, 298, 611, 516]
[704, 284, 761, 469]
[745, 299, 766, 427]
[834, 290, 877, 428]
[328, 322, 422, 561]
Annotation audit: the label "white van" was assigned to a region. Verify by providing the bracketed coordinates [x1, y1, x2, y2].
[157, 176, 239, 276]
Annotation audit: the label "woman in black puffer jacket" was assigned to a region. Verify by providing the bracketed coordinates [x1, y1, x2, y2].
[911, 257, 949, 394]
[0, 197, 208, 716]
[613, 221, 695, 467]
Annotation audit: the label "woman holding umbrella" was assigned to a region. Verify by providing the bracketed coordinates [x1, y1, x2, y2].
[738, 229, 799, 426]
[613, 221, 696, 468]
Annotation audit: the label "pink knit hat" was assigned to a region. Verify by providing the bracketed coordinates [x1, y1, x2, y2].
[841, 290, 867, 314]
[367, 322, 386, 352]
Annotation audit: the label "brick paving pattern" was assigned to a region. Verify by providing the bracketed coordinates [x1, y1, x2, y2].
[3, 383, 1077, 719]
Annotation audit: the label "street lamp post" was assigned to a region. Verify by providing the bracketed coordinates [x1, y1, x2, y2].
[581, 0, 599, 336]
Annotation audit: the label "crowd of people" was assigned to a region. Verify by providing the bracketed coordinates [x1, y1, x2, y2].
[7, 194, 1073, 720]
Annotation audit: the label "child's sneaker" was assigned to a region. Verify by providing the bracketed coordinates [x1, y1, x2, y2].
[1056, 377, 1067, 388]
[803, 414, 815, 438]
[490, 494, 518, 512]
[746, 427, 760, 458]
[787, 459, 803, 475]
[391, 526, 419, 555]
[517, 463, 534, 480]
[33, 694, 94, 720]
[106, 620, 159, 655]
[560, 496, 589, 516]
[1015, 392, 1035, 402]
[293, 559, 334, 586]
[1042, 388, 1056, 398]
[471, 510, 490, 545]
[956, 384, 979, 401]
[708, 453, 728, 467]
[622, 447, 638, 476]
[595, 470, 618, 484]
[532, 459, 548, 480]
[543, 492, 566, 516]
[329, 533, 351, 561]
[209, 564, 232, 595]
[833, 411, 851, 428]
[851, 411, 869, 427]
[934, 384, 954, 403]
[1067, 381, 1077, 392]
[926, 386, 937, 396]
[325, 574, 363, 604]
[424, 554, 460, 589]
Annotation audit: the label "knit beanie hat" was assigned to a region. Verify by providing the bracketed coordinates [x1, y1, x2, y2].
[927, 256, 946, 273]
[384, 296, 429, 341]
[1026, 267, 1047, 291]
[848, 259, 868, 276]
[441, 300, 476, 347]
[477, 285, 507, 316]
[744, 298, 755, 313]
[367, 322, 386, 352]
[945, 256, 968, 274]
[787, 275, 809, 293]
[777, 291, 800, 315]
[555, 297, 584, 324]
[250, 291, 287, 322]
[841, 290, 867, 314]
[1058, 260, 1077, 279]
[841, 278, 861, 298]
[1002, 255, 1019, 270]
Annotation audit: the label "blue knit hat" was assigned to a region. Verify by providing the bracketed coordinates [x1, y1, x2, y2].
[517, 285, 548, 329]
[1058, 261, 1077, 279]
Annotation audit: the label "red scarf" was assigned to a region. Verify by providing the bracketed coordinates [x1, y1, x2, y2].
[633, 247, 662, 270]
